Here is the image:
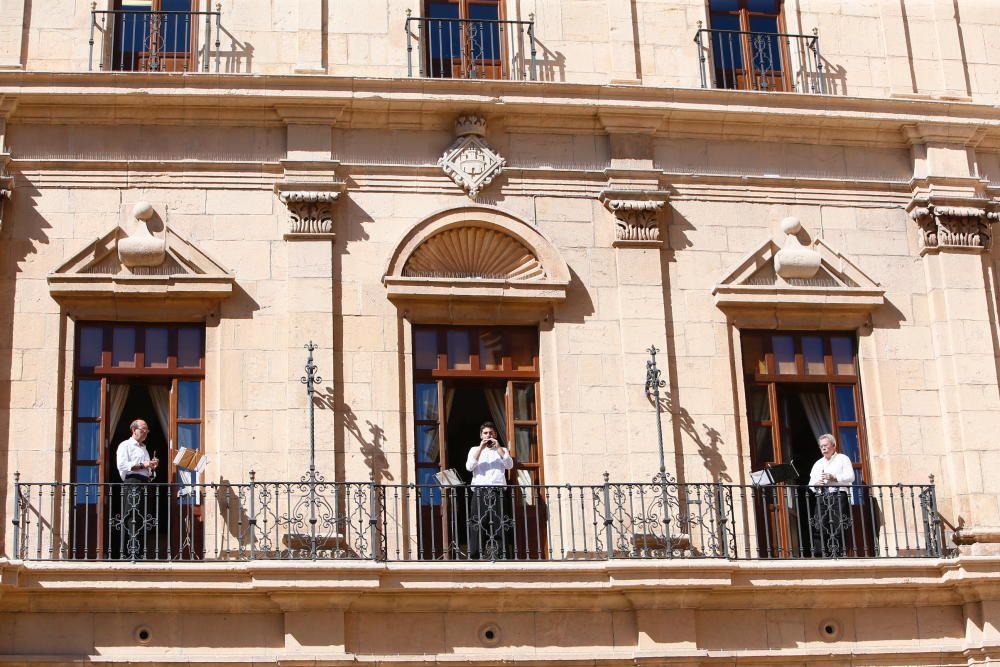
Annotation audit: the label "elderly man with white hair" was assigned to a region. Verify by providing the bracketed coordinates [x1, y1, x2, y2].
[808, 433, 855, 557]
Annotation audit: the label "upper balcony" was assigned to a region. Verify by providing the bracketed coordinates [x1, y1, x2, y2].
[0, 1, 962, 103]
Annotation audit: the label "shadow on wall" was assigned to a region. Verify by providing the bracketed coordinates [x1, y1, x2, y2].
[652, 392, 732, 484]
[219, 26, 254, 74]
[0, 178, 52, 555]
[312, 387, 393, 484]
[533, 41, 566, 83]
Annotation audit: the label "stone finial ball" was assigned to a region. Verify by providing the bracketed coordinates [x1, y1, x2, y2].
[780, 216, 802, 235]
[132, 201, 155, 221]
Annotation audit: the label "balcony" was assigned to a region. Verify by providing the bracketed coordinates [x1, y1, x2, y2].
[694, 26, 827, 94]
[11, 476, 943, 562]
[405, 13, 537, 81]
[89, 5, 222, 73]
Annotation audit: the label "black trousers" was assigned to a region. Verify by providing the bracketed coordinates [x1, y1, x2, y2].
[810, 491, 853, 557]
[466, 486, 512, 560]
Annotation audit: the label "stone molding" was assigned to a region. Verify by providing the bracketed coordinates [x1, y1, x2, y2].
[48, 221, 235, 306]
[599, 189, 669, 248]
[274, 180, 345, 240]
[383, 205, 570, 304]
[713, 226, 885, 325]
[910, 201, 999, 254]
[439, 115, 505, 198]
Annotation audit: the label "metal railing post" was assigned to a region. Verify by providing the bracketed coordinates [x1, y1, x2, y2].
[214, 3, 222, 73]
[248, 469, 257, 560]
[88, 2, 98, 71]
[11, 472, 20, 558]
[811, 28, 826, 94]
[716, 484, 730, 558]
[695, 21, 706, 88]
[203, 5, 211, 72]
[528, 14, 537, 81]
[602, 472, 614, 560]
[405, 11, 412, 77]
[369, 480, 379, 561]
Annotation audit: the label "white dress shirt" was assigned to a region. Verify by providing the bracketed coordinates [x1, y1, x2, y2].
[116, 437, 152, 481]
[466, 445, 513, 486]
[809, 452, 854, 493]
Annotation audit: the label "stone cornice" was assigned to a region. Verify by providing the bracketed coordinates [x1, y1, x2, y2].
[2, 558, 999, 609]
[1, 74, 999, 148]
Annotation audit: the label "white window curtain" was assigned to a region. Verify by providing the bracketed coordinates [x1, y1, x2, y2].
[483, 387, 507, 445]
[107, 384, 130, 439]
[799, 390, 832, 441]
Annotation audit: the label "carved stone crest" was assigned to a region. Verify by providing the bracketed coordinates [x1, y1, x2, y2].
[439, 115, 505, 198]
[599, 189, 669, 247]
[910, 203, 999, 254]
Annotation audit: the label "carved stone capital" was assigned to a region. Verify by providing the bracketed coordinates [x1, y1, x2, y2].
[274, 181, 344, 239]
[599, 189, 669, 248]
[910, 201, 998, 254]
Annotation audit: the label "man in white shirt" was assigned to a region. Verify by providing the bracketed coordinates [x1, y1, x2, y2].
[464, 421, 514, 560]
[808, 433, 855, 557]
[115, 419, 159, 559]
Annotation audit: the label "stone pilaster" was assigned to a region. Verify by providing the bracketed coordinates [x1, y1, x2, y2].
[295, 0, 326, 73]
[905, 123, 1000, 552]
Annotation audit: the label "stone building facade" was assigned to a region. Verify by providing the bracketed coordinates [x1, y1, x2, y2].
[1, 0, 999, 665]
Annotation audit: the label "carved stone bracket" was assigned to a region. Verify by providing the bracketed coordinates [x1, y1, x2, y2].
[439, 115, 505, 199]
[910, 201, 999, 254]
[274, 181, 345, 240]
[599, 189, 669, 248]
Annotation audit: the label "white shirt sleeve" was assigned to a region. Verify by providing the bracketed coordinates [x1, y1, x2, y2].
[466, 446, 479, 473]
[501, 448, 514, 470]
[832, 454, 855, 485]
[116, 442, 131, 481]
[809, 458, 824, 488]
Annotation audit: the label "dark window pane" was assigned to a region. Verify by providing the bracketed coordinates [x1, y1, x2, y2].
[514, 425, 537, 463]
[514, 383, 536, 421]
[158, 6, 193, 53]
[709, 0, 739, 10]
[511, 329, 536, 371]
[803, 336, 824, 375]
[415, 383, 438, 421]
[747, 0, 779, 13]
[748, 385, 770, 421]
[161, 0, 192, 11]
[426, 1, 460, 18]
[74, 465, 100, 505]
[177, 422, 200, 451]
[838, 426, 861, 465]
[446, 330, 471, 370]
[753, 425, 773, 466]
[415, 425, 439, 463]
[468, 4, 501, 60]
[177, 327, 202, 368]
[178, 380, 200, 419]
[710, 16, 745, 74]
[77, 379, 101, 418]
[835, 385, 857, 422]
[478, 329, 504, 370]
[417, 467, 441, 505]
[112, 326, 136, 367]
[773, 335, 795, 374]
[414, 329, 439, 370]
[144, 327, 169, 367]
[831, 336, 855, 375]
[76, 421, 101, 461]
[468, 3, 499, 20]
[79, 326, 104, 367]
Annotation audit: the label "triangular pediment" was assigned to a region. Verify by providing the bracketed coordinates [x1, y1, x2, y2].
[49, 226, 235, 300]
[713, 237, 884, 314]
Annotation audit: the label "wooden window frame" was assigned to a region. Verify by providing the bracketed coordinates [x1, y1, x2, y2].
[741, 330, 870, 485]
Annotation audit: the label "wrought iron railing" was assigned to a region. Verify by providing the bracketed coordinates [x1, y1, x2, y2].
[405, 12, 537, 81]
[10, 474, 942, 562]
[89, 5, 222, 73]
[694, 25, 826, 94]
